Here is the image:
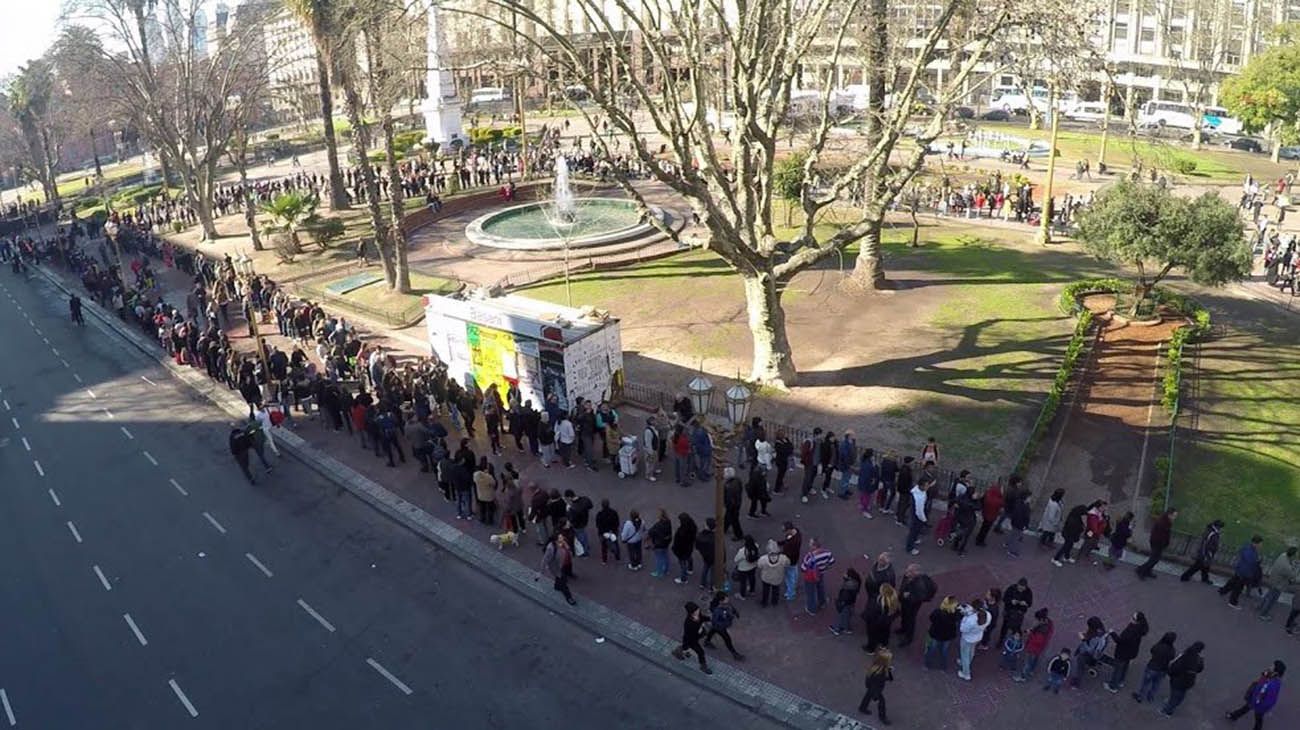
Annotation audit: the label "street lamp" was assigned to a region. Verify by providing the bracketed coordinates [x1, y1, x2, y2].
[724, 381, 753, 428]
[694, 373, 754, 592]
[686, 372, 714, 418]
[236, 252, 273, 405]
[103, 219, 123, 269]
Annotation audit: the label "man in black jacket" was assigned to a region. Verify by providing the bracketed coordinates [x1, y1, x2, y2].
[1000, 577, 1034, 647]
[1180, 520, 1224, 583]
[595, 499, 620, 564]
[228, 425, 255, 484]
[1052, 503, 1090, 566]
[864, 552, 897, 604]
[695, 518, 717, 589]
[722, 468, 744, 541]
[895, 563, 936, 647]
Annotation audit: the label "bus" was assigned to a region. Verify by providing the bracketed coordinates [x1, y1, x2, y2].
[1139, 101, 1243, 135]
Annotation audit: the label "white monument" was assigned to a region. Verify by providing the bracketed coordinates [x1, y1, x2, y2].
[421, 3, 463, 146]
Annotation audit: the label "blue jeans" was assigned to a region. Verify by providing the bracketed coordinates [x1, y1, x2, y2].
[838, 468, 853, 496]
[1044, 673, 1066, 693]
[924, 638, 951, 669]
[456, 490, 472, 518]
[448, 408, 460, 430]
[959, 640, 977, 676]
[693, 452, 712, 481]
[697, 563, 713, 589]
[678, 556, 693, 581]
[832, 604, 853, 632]
[1161, 687, 1187, 715]
[783, 566, 798, 600]
[574, 528, 589, 556]
[804, 577, 825, 613]
[1107, 659, 1131, 688]
[1258, 586, 1282, 617]
[652, 548, 670, 576]
[1135, 667, 1164, 702]
[1017, 652, 1042, 680]
[673, 455, 689, 485]
[905, 515, 926, 552]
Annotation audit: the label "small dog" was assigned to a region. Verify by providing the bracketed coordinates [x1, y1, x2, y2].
[489, 531, 519, 549]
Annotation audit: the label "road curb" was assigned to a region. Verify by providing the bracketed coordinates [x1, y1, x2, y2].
[33, 264, 867, 730]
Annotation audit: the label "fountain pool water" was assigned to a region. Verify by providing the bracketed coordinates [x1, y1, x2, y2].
[464, 159, 664, 251]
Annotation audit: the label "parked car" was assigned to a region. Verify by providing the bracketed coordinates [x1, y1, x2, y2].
[951, 106, 975, 119]
[1279, 146, 1300, 160]
[1064, 101, 1109, 124]
[980, 109, 1011, 121]
[1228, 137, 1264, 153]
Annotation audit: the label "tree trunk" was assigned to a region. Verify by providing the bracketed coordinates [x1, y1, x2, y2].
[341, 81, 394, 287]
[742, 273, 797, 387]
[850, 215, 887, 289]
[237, 154, 262, 251]
[316, 51, 349, 211]
[381, 114, 412, 293]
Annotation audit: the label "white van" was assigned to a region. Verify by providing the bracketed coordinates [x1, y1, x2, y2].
[469, 87, 510, 105]
[1065, 102, 1109, 124]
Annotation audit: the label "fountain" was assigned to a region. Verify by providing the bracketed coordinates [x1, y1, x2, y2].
[464, 157, 665, 251]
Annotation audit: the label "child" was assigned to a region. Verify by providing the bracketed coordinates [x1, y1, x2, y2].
[1044, 649, 1072, 694]
[1000, 629, 1024, 671]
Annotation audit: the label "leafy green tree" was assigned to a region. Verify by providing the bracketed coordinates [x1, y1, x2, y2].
[1074, 180, 1251, 308]
[1221, 34, 1300, 163]
[3, 59, 62, 208]
[261, 192, 320, 254]
[772, 152, 807, 227]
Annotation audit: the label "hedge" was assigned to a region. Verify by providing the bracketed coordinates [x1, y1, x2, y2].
[1014, 308, 1094, 475]
[1057, 278, 1128, 314]
[1153, 289, 1211, 413]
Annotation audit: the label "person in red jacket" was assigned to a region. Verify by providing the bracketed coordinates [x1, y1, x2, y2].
[1013, 608, 1054, 682]
[975, 481, 1004, 546]
[1136, 508, 1178, 579]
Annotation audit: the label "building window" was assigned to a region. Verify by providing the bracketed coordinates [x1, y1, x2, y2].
[1112, 22, 1129, 44]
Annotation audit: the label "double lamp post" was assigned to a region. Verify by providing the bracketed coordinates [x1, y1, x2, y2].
[686, 373, 752, 592]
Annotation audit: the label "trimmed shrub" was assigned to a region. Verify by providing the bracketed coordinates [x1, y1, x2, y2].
[1170, 156, 1198, 175]
[1014, 309, 1094, 475]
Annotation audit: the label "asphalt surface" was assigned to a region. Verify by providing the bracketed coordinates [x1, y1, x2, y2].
[0, 268, 784, 730]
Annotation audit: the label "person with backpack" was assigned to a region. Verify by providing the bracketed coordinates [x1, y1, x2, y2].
[1013, 608, 1054, 682]
[1220, 536, 1266, 608]
[1052, 503, 1090, 566]
[1226, 660, 1286, 729]
[829, 568, 863, 636]
[1103, 511, 1134, 569]
[896, 563, 936, 648]
[620, 510, 645, 570]
[1132, 631, 1178, 703]
[703, 591, 745, 661]
[1259, 547, 1298, 620]
[1161, 641, 1205, 717]
[671, 601, 712, 674]
[647, 509, 674, 577]
[1180, 519, 1224, 583]
[857, 649, 895, 724]
[1104, 611, 1149, 692]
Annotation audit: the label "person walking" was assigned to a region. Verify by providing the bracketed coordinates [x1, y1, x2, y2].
[799, 539, 836, 615]
[542, 533, 577, 605]
[830, 568, 863, 636]
[923, 596, 961, 670]
[957, 600, 991, 681]
[1160, 641, 1205, 717]
[974, 479, 1003, 547]
[1220, 536, 1265, 608]
[672, 602, 713, 675]
[228, 424, 256, 484]
[896, 564, 936, 648]
[1075, 500, 1109, 564]
[1132, 632, 1178, 703]
[733, 535, 760, 600]
[647, 509, 673, 577]
[1037, 489, 1065, 548]
[1136, 508, 1178, 579]
[1052, 502, 1090, 566]
[702, 592, 746, 661]
[758, 540, 790, 607]
[1258, 547, 1298, 620]
[671, 513, 698, 584]
[904, 481, 929, 556]
[1180, 519, 1224, 583]
[1226, 661, 1286, 730]
[1104, 611, 1149, 692]
[863, 584, 901, 654]
[620, 510, 645, 570]
[1013, 608, 1054, 682]
[1103, 511, 1134, 568]
[857, 649, 895, 725]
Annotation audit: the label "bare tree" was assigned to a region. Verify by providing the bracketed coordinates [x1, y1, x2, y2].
[1, 58, 65, 208]
[63, 0, 275, 239]
[284, 0, 352, 211]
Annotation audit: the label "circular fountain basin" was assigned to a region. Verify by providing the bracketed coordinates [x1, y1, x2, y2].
[465, 197, 663, 250]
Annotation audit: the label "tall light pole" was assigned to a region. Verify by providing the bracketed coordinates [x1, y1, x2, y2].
[1036, 85, 1062, 246]
[236, 253, 273, 403]
[689, 372, 752, 592]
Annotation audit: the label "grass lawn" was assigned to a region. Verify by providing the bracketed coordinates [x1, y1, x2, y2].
[1170, 307, 1300, 550]
[334, 272, 461, 325]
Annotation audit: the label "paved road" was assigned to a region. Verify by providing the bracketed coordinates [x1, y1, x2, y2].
[0, 270, 783, 730]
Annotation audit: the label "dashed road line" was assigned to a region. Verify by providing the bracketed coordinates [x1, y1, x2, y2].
[102, 409, 114, 419]
[365, 658, 413, 695]
[10, 417, 18, 429]
[2, 400, 8, 411]
[169, 478, 189, 496]
[167, 679, 198, 718]
[67, 521, 82, 543]
[141, 376, 158, 386]
[245, 553, 273, 578]
[120, 426, 134, 440]
[40, 338, 48, 345]
[85, 389, 96, 400]
[50, 348, 60, 357]
[47, 489, 60, 507]
[32, 461, 43, 477]
[59, 359, 69, 368]
[92, 565, 112, 591]
[296, 599, 336, 633]
[201, 512, 227, 535]
[123, 614, 148, 646]
[0, 687, 14, 726]
[142, 451, 158, 466]
[20, 437, 30, 451]
[72, 374, 82, 384]
[33, 327, 41, 336]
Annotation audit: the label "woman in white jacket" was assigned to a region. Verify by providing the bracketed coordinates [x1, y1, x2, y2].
[957, 600, 991, 681]
[1038, 488, 1065, 548]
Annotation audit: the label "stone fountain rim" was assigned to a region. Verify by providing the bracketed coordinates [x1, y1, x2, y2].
[464, 197, 666, 251]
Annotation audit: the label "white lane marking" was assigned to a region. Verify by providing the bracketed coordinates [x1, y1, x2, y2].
[141, 376, 158, 386]
[245, 553, 274, 578]
[33, 327, 41, 335]
[47, 488, 60, 506]
[21, 437, 30, 452]
[201, 512, 227, 535]
[365, 658, 413, 695]
[296, 599, 336, 633]
[0, 688, 14, 726]
[85, 389, 97, 400]
[123, 614, 148, 646]
[169, 478, 188, 496]
[59, 359, 69, 368]
[142, 451, 158, 466]
[120, 427, 134, 440]
[67, 521, 82, 543]
[72, 374, 82, 384]
[32, 461, 43, 477]
[2, 400, 8, 410]
[10, 417, 18, 429]
[92, 565, 112, 591]
[40, 338, 48, 345]
[102, 409, 114, 419]
[167, 679, 198, 718]
[50, 348, 59, 357]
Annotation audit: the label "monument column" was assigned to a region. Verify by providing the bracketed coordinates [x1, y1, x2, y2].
[422, 2, 464, 146]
